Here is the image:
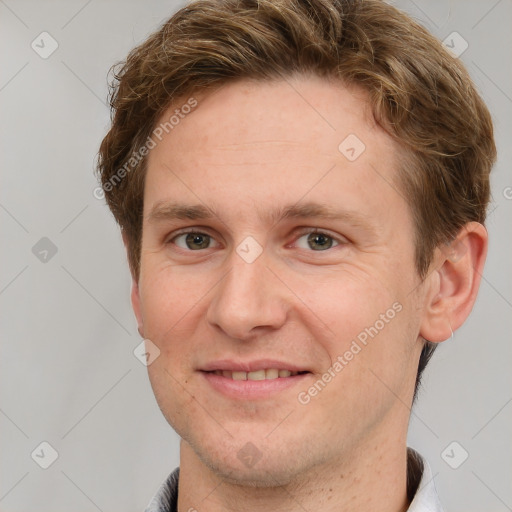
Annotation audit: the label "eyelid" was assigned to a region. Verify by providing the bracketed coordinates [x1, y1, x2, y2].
[167, 227, 221, 248]
[291, 227, 349, 247]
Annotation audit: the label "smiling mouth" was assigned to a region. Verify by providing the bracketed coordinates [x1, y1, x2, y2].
[206, 369, 310, 380]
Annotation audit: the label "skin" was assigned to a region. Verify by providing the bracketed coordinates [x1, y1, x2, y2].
[128, 75, 487, 512]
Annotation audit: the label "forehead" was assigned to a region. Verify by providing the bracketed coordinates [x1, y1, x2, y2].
[144, 76, 407, 226]
[151, 76, 381, 156]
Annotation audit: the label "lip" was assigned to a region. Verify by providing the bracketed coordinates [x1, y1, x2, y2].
[200, 359, 309, 373]
[201, 370, 310, 400]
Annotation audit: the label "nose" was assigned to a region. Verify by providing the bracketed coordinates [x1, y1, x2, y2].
[206, 251, 289, 340]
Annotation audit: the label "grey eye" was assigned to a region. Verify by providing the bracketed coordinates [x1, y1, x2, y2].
[296, 232, 338, 251]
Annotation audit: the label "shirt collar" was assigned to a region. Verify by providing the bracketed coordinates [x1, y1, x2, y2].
[407, 449, 444, 512]
[145, 449, 443, 512]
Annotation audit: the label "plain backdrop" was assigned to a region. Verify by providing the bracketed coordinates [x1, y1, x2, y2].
[1, 0, 511, 511]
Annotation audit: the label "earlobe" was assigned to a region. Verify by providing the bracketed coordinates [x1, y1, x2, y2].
[419, 222, 488, 343]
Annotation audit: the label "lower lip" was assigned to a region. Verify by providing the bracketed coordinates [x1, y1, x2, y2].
[200, 371, 310, 400]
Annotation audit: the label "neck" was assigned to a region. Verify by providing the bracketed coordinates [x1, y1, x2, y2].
[177, 430, 409, 512]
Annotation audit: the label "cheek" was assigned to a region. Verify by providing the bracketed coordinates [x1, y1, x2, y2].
[295, 269, 402, 348]
[139, 267, 206, 423]
[294, 269, 416, 399]
[138, 263, 210, 338]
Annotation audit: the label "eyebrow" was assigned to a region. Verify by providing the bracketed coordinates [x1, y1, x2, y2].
[268, 202, 378, 236]
[147, 202, 216, 222]
[270, 203, 371, 225]
[147, 200, 376, 234]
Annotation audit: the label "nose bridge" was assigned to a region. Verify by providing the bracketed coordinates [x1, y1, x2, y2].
[206, 251, 287, 339]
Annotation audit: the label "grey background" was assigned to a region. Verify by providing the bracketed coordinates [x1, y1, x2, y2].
[0, 0, 510, 510]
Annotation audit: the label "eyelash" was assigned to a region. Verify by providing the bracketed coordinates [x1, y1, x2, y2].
[292, 228, 344, 247]
[167, 227, 347, 251]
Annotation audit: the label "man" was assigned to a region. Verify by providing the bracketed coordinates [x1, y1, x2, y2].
[97, 0, 496, 510]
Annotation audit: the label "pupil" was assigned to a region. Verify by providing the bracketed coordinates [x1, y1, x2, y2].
[308, 232, 332, 250]
[186, 233, 209, 249]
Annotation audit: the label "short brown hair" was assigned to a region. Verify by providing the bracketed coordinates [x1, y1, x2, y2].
[97, 0, 496, 397]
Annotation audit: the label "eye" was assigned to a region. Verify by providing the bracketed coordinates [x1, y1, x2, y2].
[172, 232, 217, 250]
[295, 231, 339, 251]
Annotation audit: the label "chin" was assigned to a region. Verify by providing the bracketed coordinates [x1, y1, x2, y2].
[181, 422, 323, 488]
[201, 451, 307, 488]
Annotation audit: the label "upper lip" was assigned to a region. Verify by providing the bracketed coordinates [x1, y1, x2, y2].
[200, 359, 310, 373]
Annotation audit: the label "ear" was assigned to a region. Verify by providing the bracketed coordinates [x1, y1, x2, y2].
[122, 231, 144, 338]
[419, 222, 488, 343]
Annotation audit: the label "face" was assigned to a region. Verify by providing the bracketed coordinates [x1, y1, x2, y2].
[133, 76, 427, 485]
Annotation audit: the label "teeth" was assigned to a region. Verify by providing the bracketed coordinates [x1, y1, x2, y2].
[265, 368, 279, 379]
[247, 369, 266, 380]
[212, 368, 301, 380]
